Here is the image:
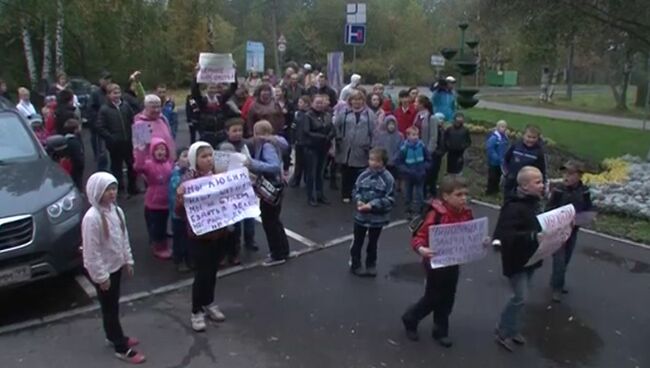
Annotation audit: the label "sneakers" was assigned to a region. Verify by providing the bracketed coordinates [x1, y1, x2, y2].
[492, 239, 502, 248]
[308, 199, 319, 207]
[317, 196, 331, 205]
[244, 242, 259, 252]
[115, 348, 146, 364]
[350, 266, 364, 277]
[262, 257, 287, 267]
[152, 242, 172, 260]
[401, 316, 419, 341]
[434, 336, 453, 348]
[552, 290, 563, 303]
[106, 337, 140, 349]
[494, 331, 515, 352]
[203, 304, 226, 322]
[342, 198, 351, 204]
[364, 266, 377, 277]
[191, 312, 207, 332]
[512, 333, 527, 345]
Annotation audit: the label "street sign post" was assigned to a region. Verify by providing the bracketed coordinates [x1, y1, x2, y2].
[345, 3, 366, 73]
[345, 24, 366, 46]
[430, 54, 445, 67]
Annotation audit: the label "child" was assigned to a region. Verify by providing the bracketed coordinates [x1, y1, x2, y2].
[374, 115, 403, 184]
[443, 112, 471, 174]
[217, 141, 244, 266]
[135, 138, 173, 260]
[169, 147, 192, 272]
[485, 120, 509, 195]
[30, 117, 48, 146]
[289, 95, 311, 188]
[493, 166, 545, 352]
[401, 175, 474, 348]
[82, 172, 146, 364]
[394, 89, 417, 135]
[502, 124, 546, 198]
[547, 160, 592, 303]
[350, 148, 395, 277]
[63, 118, 85, 191]
[396, 126, 429, 217]
[224, 118, 257, 251]
[176, 141, 230, 332]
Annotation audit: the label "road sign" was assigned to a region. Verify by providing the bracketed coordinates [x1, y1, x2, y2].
[346, 3, 366, 24]
[430, 54, 445, 67]
[278, 34, 287, 45]
[246, 41, 265, 72]
[278, 43, 286, 53]
[345, 24, 366, 46]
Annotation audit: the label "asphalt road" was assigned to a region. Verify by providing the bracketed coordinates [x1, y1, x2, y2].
[0, 109, 648, 367]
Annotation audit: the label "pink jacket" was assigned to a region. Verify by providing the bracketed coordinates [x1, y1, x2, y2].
[133, 112, 176, 169]
[135, 137, 173, 210]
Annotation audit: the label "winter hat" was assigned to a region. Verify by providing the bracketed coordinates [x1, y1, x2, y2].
[188, 141, 212, 171]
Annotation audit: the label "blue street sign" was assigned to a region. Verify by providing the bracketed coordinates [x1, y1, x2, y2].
[345, 24, 366, 46]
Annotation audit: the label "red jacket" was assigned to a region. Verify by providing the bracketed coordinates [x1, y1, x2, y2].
[394, 104, 417, 135]
[411, 199, 474, 261]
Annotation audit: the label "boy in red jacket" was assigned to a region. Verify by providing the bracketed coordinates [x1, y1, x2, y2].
[401, 175, 473, 348]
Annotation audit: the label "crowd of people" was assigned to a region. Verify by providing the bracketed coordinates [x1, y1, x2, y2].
[1, 61, 593, 363]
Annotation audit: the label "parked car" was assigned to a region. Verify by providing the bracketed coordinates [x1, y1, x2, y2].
[0, 97, 83, 289]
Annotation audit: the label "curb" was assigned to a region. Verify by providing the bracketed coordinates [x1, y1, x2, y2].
[470, 199, 650, 250]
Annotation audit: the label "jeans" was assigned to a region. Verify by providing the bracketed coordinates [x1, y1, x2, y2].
[304, 147, 326, 201]
[446, 150, 465, 174]
[486, 165, 502, 195]
[108, 140, 138, 193]
[260, 200, 290, 260]
[95, 268, 128, 353]
[234, 218, 256, 248]
[404, 177, 424, 213]
[402, 265, 460, 338]
[349, 223, 383, 269]
[91, 130, 110, 172]
[191, 238, 226, 313]
[341, 165, 363, 200]
[551, 228, 578, 291]
[188, 120, 199, 144]
[290, 145, 305, 186]
[172, 218, 191, 265]
[498, 269, 535, 338]
[144, 208, 169, 244]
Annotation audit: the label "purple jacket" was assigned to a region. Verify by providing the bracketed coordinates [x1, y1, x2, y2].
[135, 137, 173, 210]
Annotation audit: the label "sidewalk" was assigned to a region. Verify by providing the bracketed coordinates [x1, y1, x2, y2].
[476, 100, 646, 130]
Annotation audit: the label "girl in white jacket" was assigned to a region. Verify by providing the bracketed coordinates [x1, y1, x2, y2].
[82, 172, 146, 364]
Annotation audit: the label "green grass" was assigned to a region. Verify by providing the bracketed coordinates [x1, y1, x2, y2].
[465, 108, 650, 162]
[484, 87, 647, 120]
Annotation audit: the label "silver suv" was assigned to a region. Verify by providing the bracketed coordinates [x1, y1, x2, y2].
[0, 98, 82, 288]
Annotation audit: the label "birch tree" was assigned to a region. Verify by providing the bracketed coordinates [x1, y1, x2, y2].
[21, 18, 38, 89]
[42, 21, 52, 82]
[55, 0, 65, 75]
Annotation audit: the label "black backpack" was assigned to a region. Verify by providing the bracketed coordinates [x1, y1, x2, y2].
[408, 203, 442, 236]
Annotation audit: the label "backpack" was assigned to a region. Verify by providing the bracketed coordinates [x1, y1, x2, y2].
[408, 202, 442, 236]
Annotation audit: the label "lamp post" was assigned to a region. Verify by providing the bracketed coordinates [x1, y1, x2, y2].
[440, 22, 480, 109]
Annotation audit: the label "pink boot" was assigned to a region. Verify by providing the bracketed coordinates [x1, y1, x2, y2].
[152, 242, 172, 260]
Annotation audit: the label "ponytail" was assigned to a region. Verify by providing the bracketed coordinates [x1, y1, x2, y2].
[100, 206, 127, 240]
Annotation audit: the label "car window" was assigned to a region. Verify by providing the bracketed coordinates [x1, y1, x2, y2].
[0, 113, 40, 162]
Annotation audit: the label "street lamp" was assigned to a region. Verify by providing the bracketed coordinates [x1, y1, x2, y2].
[441, 22, 480, 109]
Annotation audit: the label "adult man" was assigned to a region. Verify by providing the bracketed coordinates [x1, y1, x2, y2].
[155, 84, 178, 138]
[54, 89, 77, 135]
[284, 73, 305, 107]
[308, 73, 338, 109]
[15, 87, 37, 119]
[88, 71, 112, 170]
[133, 94, 177, 169]
[96, 83, 138, 195]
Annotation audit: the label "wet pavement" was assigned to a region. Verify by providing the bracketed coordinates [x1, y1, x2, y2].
[0, 112, 648, 367]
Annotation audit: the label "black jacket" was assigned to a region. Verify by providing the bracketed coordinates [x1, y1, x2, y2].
[96, 101, 135, 146]
[547, 181, 592, 213]
[444, 124, 471, 153]
[308, 85, 338, 108]
[88, 87, 108, 129]
[494, 193, 543, 277]
[296, 109, 334, 149]
[65, 133, 85, 189]
[54, 105, 77, 135]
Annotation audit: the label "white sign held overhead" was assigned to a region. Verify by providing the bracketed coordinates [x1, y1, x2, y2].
[431, 54, 445, 67]
[346, 3, 366, 24]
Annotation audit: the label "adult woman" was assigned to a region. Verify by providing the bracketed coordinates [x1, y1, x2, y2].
[132, 94, 176, 168]
[248, 120, 291, 266]
[334, 90, 376, 203]
[368, 93, 386, 132]
[246, 84, 285, 138]
[244, 71, 262, 96]
[274, 86, 293, 171]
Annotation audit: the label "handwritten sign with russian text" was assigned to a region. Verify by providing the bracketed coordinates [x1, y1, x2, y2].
[526, 204, 576, 266]
[197, 53, 235, 84]
[183, 168, 260, 236]
[429, 217, 489, 269]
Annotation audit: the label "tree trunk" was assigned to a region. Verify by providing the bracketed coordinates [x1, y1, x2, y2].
[21, 19, 38, 90]
[618, 61, 631, 110]
[55, 0, 65, 75]
[566, 37, 575, 100]
[206, 16, 215, 50]
[42, 21, 52, 82]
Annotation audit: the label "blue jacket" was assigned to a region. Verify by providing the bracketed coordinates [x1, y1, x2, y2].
[432, 88, 455, 122]
[352, 168, 395, 227]
[486, 130, 509, 167]
[168, 164, 187, 220]
[162, 100, 178, 139]
[503, 141, 547, 182]
[396, 140, 429, 181]
[250, 141, 283, 183]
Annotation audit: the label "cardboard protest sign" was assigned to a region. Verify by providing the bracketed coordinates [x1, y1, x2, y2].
[132, 124, 151, 150]
[429, 217, 489, 269]
[214, 151, 248, 173]
[183, 168, 260, 236]
[526, 204, 576, 266]
[197, 53, 236, 84]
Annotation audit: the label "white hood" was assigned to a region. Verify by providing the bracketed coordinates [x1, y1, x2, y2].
[350, 74, 361, 86]
[188, 141, 212, 171]
[85, 172, 118, 209]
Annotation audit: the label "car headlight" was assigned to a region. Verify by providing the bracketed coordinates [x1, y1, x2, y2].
[47, 189, 80, 222]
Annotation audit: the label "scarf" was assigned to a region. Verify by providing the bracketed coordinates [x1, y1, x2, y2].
[402, 140, 425, 165]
